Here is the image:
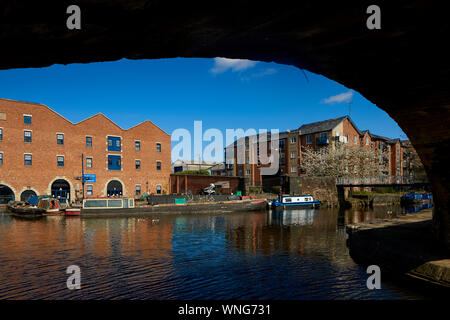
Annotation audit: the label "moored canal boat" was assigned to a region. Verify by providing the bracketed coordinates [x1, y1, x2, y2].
[6, 200, 46, 217]
[269, 195, 321, 210]
[65, 208, 81, 216]
[80, 197, 267, 216]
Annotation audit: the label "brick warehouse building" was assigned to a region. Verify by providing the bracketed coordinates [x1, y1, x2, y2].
[0, 98, 171, 203]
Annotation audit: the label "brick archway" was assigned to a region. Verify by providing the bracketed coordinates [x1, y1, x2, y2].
[104, 178, 127, 198]
[0, 183, 16, 204]
[0, 2, 448, 248]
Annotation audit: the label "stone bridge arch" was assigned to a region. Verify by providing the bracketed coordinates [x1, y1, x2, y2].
[0, 1, 448, 248]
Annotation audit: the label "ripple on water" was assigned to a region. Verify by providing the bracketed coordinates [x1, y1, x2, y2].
[0, 208, 427, 299]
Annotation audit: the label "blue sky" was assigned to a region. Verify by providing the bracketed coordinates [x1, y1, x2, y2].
[0, 58, 407, 160]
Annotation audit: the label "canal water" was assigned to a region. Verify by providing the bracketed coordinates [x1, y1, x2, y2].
[0, 205, 432, 299]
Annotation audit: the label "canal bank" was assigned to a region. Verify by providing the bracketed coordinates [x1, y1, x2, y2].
[346, 209, 450, 288]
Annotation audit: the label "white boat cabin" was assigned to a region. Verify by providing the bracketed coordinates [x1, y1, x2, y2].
[280, 195, 315, 203]
[83, 197, 135, 209]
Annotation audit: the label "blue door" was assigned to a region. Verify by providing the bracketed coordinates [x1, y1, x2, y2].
[108, 155, 121, 170]
[107, 136, 121, 151]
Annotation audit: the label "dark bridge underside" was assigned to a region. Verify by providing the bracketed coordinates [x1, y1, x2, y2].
[0, 0, 449, 248]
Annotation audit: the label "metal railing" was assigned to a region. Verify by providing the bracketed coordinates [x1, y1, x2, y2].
[336, 175, 429, 186]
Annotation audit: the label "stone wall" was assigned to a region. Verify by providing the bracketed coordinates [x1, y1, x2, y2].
[289, 176, 338, 207]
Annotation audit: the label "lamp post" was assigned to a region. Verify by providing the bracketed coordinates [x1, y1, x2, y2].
[81, 153, 85, 202]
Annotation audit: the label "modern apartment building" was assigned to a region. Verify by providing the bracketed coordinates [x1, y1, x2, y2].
[225, 115, 416, 189]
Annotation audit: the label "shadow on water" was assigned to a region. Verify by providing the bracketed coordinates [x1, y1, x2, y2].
[0, 204, 438, 300]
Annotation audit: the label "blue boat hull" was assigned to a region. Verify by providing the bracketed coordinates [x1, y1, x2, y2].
[271, 200, 321, 210]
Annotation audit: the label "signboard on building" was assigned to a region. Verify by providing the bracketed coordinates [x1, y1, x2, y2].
[83, 174, 96, 183]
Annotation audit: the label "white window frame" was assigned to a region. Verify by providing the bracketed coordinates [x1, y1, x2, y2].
[56, 133, 64, 145]
[24, 153, 32, 166]
[24, 129, 32, 143]
[306, 135, 312, 144]
[57, 155, 65, 167]
[86, 184, 94, 196]
[23, 114, 32, 125]
[86, 157, 93, 168]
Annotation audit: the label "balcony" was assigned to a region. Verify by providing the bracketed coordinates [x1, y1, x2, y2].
[316, 138, 329, 145]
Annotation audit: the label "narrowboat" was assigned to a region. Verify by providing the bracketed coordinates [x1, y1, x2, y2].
[65, 208, 81, 216]
[269, 195, 320, 210]
[6, 200, 46, 217]
[80, 197, 267, 216]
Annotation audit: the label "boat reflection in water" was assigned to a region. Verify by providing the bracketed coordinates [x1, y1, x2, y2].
[271, 209, 315, 226]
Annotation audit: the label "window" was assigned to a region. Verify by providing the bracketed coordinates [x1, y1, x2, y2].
[57, 133, 64, 145]
[366, 137, 369, 146]
[156, 185, 162, 195]
[107, 136, 121, 152]
[306, 135, 312, 144]
[156, 143, 161, 152]
[279, 139, 285, 149]
[291, 136, 297, 143]
[108, 155, 121, 170]
[24, 154, 32, 166]
[136, 184, 141, 196]
[135, 159, 141, 170]
[290, 152, 296, 159]
[86, 185, 93, 196]
[0, 128, 3, 141]
[291, 166, 297, 173]
[156, 161, 161, 171]
[238, 170, 243, 176]
[86, 136, 92, 147]
[24, 115, 32, 125]
[246, 169, 251, 175]
[135, 141, 140, 151]
[320, 132, 328, 141]
[345, 134, 349, 143]
[135, 185, 141, 195]
[245, 157, 250, 164]
[0, 152, 3, 165]
[24, 130, 32, 143]
[57, 156, 64, 167]
[354, 136, 357, 144]
[86, 157, 92, 168]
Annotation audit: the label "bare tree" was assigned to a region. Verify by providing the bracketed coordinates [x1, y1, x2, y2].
[300, 143, 386, 178]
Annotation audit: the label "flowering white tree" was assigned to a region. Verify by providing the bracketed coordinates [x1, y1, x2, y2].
[300, 143, 386, 178]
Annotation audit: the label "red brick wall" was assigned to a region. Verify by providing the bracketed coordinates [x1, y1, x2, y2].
[341, 118, 360, 146]
[0, 99, 171, 201]
[170, 174, 242, 194]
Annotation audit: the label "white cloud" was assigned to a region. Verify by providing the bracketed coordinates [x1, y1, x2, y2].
[322, 91, 354, 104]
[210, 58, 258, 74]
[251, 68, 277, 78]
[239, 68, 278, 82]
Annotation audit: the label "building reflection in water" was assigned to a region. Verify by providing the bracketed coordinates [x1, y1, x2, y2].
[0, 206, 426, 299]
